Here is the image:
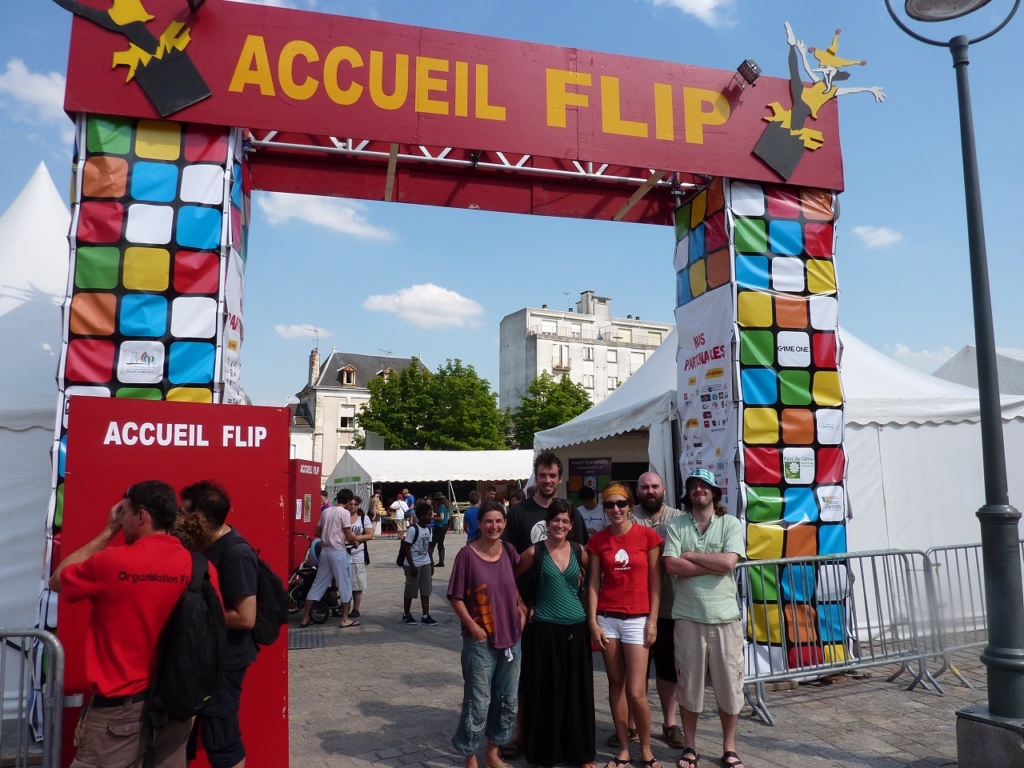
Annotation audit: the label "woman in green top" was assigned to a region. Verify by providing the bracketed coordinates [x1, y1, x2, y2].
[515, 500, 596, 768]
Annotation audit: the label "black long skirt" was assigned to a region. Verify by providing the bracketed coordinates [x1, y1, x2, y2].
[522, 620, 596, 766]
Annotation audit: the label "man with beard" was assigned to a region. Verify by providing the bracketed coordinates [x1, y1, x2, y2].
[502, 450, 587, 553]
[630, 471, 686, 749]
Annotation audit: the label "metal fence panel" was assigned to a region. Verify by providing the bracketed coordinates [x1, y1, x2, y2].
[0, 630, 63, 768]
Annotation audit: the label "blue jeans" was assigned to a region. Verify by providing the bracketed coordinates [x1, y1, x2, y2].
[451, 637, 521, 756]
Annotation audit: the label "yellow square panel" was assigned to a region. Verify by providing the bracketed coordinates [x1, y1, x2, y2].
[737, 291, 773, 328]
[747, 603, 782, 644]
[813, 371, 843, 406]
[747, 522, 784, 560]
[689, 259, 707, 298]
[122, 247, 170, 291]
[135, 120, 182, 161]
[822, 643, 847, 663]
[167, 387, 213, 403]
[690, 190, 707, 228]
[744, 407, 779, 444]
[807, 260, 837, 294]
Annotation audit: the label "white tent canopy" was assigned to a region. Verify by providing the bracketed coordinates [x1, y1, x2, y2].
[327, 449, 534, 484]
[933, 344, 1024, 396]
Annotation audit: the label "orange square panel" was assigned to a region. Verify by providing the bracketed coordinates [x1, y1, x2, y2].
[706, 248, 730, 288]
[775, 295, 808, 329]
[82, 156, 129, 199]
[784, 522, 817, 557]
[800, 188, 834, 221]
[781, 408, 814, 445]
[69, 292, 117, 336]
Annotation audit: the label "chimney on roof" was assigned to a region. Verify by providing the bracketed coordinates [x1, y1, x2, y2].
[309, 348, 320, 388]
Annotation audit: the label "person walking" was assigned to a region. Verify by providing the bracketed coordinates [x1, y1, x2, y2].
[448, 501, 526, 768]
[515, 500, 596, 768]
[400, 502, 437, 625]
[587, 482, 663, 768]
[299, 489, 360, 628]
[430, 492, 451, 567]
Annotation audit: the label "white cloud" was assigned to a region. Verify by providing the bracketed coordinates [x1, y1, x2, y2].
[889, 343, 956, 373]
[363, 284, 484, 329]
[274, 324, 331, 340]
[0, 60, 67, 124]
[649, 0, 735, 27]
[257, 192, 394, 240]
[852, 225, 903, 249]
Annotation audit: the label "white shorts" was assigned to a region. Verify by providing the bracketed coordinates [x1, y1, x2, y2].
[596, 614, 647, 646]
[351, 559, 367, 592]
[308, 547, 353, 603]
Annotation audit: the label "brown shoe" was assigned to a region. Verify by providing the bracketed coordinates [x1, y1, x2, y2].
[606, 729, 640, 747]
[661, 724, 685, 749]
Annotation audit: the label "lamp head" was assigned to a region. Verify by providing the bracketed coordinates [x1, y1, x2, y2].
[736, 59, 761, 86]
[905, 0, 994, 20]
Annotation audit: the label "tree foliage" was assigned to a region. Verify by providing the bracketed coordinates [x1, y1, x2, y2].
[356, 359, 506, 450]
[509, 371, 592, 449]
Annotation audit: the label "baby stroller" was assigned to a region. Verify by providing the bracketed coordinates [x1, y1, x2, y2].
[289, 534, 344, 624]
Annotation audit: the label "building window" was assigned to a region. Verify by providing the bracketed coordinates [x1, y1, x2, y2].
[649, 331, 662, 345]
[607, 376, 618, 389]
[583, 375, 595, 389]
[341, 367, 356, 386]
[583, 346, 594, 361]
[571, 323, 582, 339]
[607, 349, 617, 363]
[553, 344, 570, 371]
[339, 416, 354, 429]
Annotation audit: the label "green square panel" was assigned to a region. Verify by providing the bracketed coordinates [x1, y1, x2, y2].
[54, 483, 64, 529]
[735, 218, 767, 253]
[116, 388, 164, 400]
[675, 202, 692, 241]
[75, 246, 121, 289]
[746, 486, 783, 522]
[86, 116, 132, 155]
[748, 563, 778, 602]
[741, 330, 774, 367]
[779, 370, 812, 405]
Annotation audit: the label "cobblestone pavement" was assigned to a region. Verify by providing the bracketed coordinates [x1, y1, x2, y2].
[289, 537, 987, 768]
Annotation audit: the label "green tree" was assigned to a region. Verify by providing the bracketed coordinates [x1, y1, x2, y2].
[356, 358, 506, 450]
[509, 371, 592, 449]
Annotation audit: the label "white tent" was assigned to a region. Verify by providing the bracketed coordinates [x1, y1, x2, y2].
[0, 164, 69, 717]
[535, 326, 1024, 553]
[327, 449, 534, 484]
[933, 344, 1024, 396]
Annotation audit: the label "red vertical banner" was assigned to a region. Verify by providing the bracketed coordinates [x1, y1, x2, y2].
[58, 398, 290, 768]
[288, 459, 322, 573]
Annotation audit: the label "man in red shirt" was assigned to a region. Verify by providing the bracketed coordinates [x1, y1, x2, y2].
[50, 480, 212, 768]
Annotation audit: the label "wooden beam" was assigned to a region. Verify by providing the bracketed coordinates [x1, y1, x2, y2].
[383, 143, 399, 201]
[612, 170, 667, 222]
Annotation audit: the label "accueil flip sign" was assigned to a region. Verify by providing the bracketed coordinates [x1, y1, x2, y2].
[63, 0, 844, 189]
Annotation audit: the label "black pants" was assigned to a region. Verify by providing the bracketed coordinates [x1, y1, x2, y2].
[430, 524, 448, 564]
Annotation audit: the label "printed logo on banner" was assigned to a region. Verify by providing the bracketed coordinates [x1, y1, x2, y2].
[117, 341, 165, 384]
[782, 447, 815, 484]
[816, 485, 846, 522]
[777, 331, 811, 367]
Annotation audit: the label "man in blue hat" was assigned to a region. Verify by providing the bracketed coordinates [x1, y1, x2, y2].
[662, 468, 747, 768]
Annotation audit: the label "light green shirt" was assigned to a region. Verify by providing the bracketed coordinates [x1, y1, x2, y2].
[632, 504, 683, 619]
[663, 512, 745, 624]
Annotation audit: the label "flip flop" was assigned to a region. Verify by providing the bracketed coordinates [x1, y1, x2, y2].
[485, 762, 514, 768]
[677, 748, 698, 768]
[499, 742, 523, 760]
[297, 621, 312, 628]
[720, 752, 745, 768]
[338, 620, 361, 628]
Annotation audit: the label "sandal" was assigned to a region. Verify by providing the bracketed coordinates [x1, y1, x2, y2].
[297, 620, 312, 628]
[641, 759, 661, 768]
[486, 763, 513, 768]
[607, 760, 633, 768]
[606, 728, 640, 747]
[677, 748, 698, 768]
[720, 752, 745, 768]
[499, 742, 523, 761]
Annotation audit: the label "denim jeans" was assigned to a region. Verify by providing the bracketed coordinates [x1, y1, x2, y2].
[451, 637, 521, 756]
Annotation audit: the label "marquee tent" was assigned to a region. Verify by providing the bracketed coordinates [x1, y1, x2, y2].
[933, 345, 1024, 396]
[327, 449, 534, 485]
[0, 163, 70, 717]
[535, 327, 1024, 553]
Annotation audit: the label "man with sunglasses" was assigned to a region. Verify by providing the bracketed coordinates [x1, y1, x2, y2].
[49, 480, 217, 768]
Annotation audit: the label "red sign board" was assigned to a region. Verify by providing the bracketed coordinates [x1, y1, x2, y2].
[287, 459, 322, 573]
[59, 397, 290, 768]
[64, 0, 843, 190]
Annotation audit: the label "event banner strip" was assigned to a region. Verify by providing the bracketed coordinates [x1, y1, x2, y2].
[64, 0, 843, 190]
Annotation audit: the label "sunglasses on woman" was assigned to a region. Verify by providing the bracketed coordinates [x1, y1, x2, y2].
[602, 499, 630, 509]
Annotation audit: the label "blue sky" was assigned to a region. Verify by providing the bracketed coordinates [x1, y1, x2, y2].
[2, 0, 1022, 405]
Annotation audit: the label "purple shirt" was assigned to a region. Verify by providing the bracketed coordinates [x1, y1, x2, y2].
[447, 544, 522, 650]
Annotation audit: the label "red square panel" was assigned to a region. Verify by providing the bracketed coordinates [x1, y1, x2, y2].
[65, 339, 115, 383]
[805, 222, 834, 258]
[817, 447, 845, 484]
[813, 333, 838, 369]
[745, 447, 781, 484]
[77, 202, 124, 244]
[704, 211, 728, 253]
[184, 125, 230, 163]
[766, 186, 801, 218]
[174, 251, 221, 294]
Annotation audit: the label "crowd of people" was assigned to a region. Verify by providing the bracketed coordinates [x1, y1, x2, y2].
[446, 451, 747, 768]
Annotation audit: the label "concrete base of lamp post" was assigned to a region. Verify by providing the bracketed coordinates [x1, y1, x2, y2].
[956, 704, 1024, 766]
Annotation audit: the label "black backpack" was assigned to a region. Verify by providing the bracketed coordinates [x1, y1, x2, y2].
[396, 526, 420, 566]
[148, 553, 226, 726]
[251, 555, 289, 646]
[516, 541, 587, 609]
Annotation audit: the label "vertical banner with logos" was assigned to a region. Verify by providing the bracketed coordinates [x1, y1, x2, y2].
[43, 114, 250, 627]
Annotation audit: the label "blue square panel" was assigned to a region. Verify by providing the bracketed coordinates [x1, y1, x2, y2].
[176, 206, 222, 250]
[677, 269, 691, 306]
[119, 294, 168, 337]
[231, 163, 243, 209]
[168, 341, 215, 384]
[736, 256, 770, 290]
[780, 564, 815, 603]
[688, 223, 705, 264]
[130, 162, 179, 203]
[741, 368, 778, 405]
[769, 220, 803, 256]
[783, 487, 819, 524]
[819, 524, 847, 556]
[818, 603, 846, 642]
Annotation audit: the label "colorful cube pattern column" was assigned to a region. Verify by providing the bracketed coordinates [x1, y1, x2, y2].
[674, 177, 849, 673]
[43, 114, 250, 615]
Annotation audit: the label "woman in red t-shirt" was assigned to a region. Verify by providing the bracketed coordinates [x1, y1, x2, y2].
[586, 482, 663, 768]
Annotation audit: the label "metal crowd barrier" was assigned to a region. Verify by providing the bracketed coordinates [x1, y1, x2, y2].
[1, 630, 63, 768]
[737, 549, 943, 725]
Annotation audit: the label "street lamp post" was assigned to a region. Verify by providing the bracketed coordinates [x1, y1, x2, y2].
[885, 0, 1024, 736]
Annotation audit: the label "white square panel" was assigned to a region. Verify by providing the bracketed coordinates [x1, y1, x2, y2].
[180, 165, 224, 205]
[117, 341, 165, 384]
[815, 409, 844, 444]
[730, 181, 766, 217]
[809, 295, 839, 331]
[782, 447, 815, 485]
[125, 204, 173, 245]
[771, 257, 805, 292]
[816, 485, 846, 522]
[776, 331, 811, 367]
[170, 296, 218, 338]
[673, 236, 689, 272]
